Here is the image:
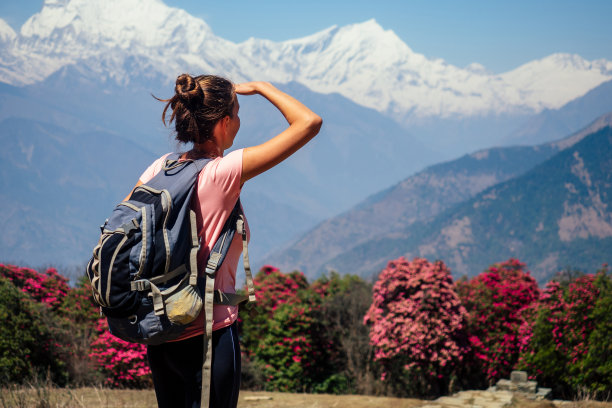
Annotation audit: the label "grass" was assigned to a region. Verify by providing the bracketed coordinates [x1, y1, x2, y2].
[0, 385, 157, 408]
[1, 387, 611, 408]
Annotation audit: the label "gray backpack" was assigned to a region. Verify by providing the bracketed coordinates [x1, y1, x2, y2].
[86, 153, 255, 406]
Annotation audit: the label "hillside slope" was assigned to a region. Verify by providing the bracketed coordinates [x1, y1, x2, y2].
[325, 126, 612, 282]
[266, 113, 612, 280]
[0, 118, 156, 266]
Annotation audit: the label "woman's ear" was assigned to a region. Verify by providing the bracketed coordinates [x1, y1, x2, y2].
[222, 115, 231, 134]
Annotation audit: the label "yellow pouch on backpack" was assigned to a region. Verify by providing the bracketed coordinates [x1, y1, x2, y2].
[164, 280, 203, 325]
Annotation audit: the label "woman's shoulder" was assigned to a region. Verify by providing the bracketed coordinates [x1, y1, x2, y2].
[139, 152, 174, 183]
[198, 149, 243, 191]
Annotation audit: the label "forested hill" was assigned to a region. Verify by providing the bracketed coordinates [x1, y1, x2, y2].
[321, 126, 612, 282]
[266, 115, 612, 282]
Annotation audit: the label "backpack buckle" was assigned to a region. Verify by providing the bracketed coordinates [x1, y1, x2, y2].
[205, 252, 222, 275]
[131, 279, 150, 291]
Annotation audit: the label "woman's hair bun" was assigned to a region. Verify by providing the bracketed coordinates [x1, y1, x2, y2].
[175, 74, 203, 106]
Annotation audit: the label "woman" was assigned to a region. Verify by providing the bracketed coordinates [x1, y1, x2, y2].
[135, 74, 321, 408]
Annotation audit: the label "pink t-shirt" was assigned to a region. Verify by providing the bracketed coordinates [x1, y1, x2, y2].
[139, 149, 248, 340]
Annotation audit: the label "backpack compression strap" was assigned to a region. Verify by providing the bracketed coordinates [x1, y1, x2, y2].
[201, 200, 256, 408]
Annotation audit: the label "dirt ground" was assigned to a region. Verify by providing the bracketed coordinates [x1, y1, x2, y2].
[239, 391, 423, 408]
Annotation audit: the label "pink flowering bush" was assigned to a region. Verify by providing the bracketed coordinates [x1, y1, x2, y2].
[0, 264, 153, 387]
[364, 257, 469, 397]
[0, 264, 70, 311]
[518, 266, 611, 398]
[251, 265, 308, 314]
[89, 319, 151, 388]
[456, 258, 540, 386]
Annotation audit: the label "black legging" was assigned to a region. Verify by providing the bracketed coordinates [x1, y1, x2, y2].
[147, 323, 241, 408]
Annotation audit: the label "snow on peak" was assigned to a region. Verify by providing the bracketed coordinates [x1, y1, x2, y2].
[324, 18, 415, 55]
[1, 1, 612, 119]
[21, 0, 213, 51]
[500, 53, 612, 111]
[42, 0, 71, 6]
[465, 62, 490, 75]
[0, 18, 17, 43]
[8, 0, 236, 86]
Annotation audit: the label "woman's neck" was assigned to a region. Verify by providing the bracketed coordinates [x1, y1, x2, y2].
[189, 140, 222, 158]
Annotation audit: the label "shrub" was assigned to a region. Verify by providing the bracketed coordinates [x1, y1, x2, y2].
[54, 276, 102, 385]
[580, 267, 612, 397]
[518, 266, 611, 398]
[239, 265, 309, 389]
[456, 258, 540, 387]
[240, 267, 344, 393]
[364, 257, 469, 397]
[0, 264, 112, 386]
[256, 300, 322, 392]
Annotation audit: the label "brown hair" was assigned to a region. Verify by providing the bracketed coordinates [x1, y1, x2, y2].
[157, 74, 235, 144]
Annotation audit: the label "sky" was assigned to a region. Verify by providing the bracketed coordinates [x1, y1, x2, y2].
[1, 0, 611, 74]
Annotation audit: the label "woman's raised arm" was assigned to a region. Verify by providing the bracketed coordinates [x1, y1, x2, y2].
[236, 82, 322, 183]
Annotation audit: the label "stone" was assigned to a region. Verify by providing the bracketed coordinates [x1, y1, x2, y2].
[510, 371, 528, 383]
[536, 388, 552, 400]
[495, 379, 514, 391]
[517, 381, 537, 393]
[433, 391, 515, 408]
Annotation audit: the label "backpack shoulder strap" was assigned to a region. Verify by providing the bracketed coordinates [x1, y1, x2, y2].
[200, 198, 256, 408]
[236, 202, 256, 303]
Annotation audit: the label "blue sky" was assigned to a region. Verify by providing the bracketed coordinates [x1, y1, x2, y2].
[1, 0, 611, 73]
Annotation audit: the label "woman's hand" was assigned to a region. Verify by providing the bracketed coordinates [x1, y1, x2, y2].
[234, 82, 265, 96]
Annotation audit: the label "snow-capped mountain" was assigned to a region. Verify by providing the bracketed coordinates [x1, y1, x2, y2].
[0, 18, 16, 43]
[1, 0, 611, 121]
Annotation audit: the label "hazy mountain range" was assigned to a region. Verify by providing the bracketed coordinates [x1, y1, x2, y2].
[1, 0, 611, 279]
[267, 113, 612, 282]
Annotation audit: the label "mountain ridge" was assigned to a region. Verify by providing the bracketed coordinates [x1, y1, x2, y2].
[315, 125, 612, 283]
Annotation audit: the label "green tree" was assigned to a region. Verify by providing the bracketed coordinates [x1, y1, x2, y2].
[315, 272, 378, 394]
[0, 276, 63, 384]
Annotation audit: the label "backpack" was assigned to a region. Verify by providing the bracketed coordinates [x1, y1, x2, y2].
[86, 153, 255, 407]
